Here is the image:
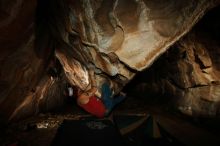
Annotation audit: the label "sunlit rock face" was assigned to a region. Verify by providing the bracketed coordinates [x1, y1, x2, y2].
[0, 0, 220, 122]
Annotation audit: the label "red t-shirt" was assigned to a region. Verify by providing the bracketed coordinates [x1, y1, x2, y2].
[79, 96, 106, 118]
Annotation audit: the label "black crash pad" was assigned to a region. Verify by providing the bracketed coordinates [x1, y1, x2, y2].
[51, 119, 126, 146]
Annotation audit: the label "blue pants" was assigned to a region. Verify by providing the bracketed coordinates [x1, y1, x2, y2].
[101, 83, 126, 115]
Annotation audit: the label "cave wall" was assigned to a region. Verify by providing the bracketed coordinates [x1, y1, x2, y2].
[171, 19, 220, 117]
[127, 6, 220, 117]
[164, 32, 220, 117]
[0, 0, 40, 121]
[0, 0, 66, 122]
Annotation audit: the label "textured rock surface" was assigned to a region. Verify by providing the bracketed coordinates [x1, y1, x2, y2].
[0, 0, 39, 121]
[63, 0, 219, 91]
[68, 0, 217, 71]
[172, 32, 220, 117]
[163, 34, 220, 117]
[0, 0, 66, 121]
[127, 6, 220, 117]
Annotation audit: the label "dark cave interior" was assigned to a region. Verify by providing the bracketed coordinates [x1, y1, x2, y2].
[1, 0, 220, 146]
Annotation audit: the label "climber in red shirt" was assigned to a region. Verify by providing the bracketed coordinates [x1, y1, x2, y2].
[75, 82, 126, 118]
[66, 70, 126, 118]
[76, 85, 106, 118]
